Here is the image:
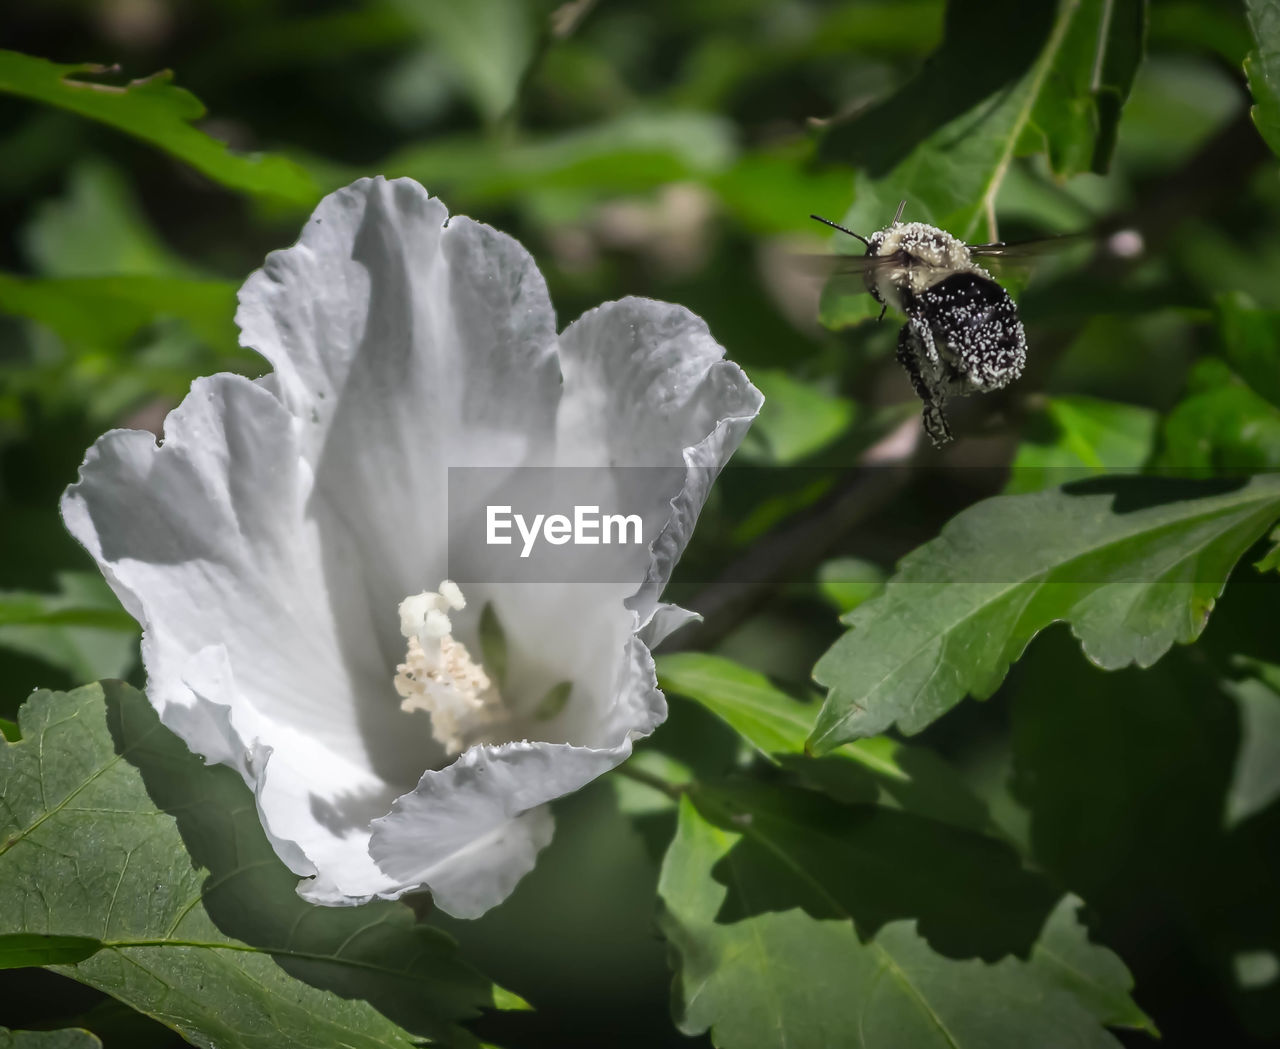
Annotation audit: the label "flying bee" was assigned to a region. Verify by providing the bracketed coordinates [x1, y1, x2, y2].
[811, 202, 1063, 446]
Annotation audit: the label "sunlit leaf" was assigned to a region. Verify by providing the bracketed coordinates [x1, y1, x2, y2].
[1006, 396, 1158, 494]
[811, 474, 1280, 751]
[819, 0, 1147, 244]
[816, 557, 886, 614]
[0, 682, 508, 1049]
[658, 787, 1151, 1049]
[0, 51, 321, 206]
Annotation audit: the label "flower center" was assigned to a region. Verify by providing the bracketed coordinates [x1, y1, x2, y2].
[394, 581, 508, 757]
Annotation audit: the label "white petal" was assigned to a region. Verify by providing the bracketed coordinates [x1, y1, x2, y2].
[555, 297, 762, 619]
[369, 634, 664, 915]
[235, 177, 564, 673]
[60, 374, 409, 887]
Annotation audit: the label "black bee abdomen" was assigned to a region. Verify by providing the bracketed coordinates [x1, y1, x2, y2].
[913, 272, 1026, 391]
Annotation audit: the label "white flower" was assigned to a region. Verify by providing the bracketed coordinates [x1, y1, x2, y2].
[60, 177, 762, 918]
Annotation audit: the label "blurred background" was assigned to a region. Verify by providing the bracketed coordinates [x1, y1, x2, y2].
[2, 1, 1279, 1046]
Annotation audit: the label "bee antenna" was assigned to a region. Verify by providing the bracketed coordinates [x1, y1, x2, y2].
[892, 200, 907, 225]
[809, 214, 869, 246]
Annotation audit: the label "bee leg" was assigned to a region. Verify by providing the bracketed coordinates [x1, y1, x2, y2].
[877, 303, 887, 323]
[896, 323, 953, 446]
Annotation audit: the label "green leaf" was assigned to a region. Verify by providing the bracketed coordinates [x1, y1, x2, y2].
[819, 0, 1147, 244]
[0, 1029, 102, 1049]
[22, 159, 201, 279]
[0, 273, 238, 356]
[532, 681, 572, 720]
[1217, 292, 1280, 409]
[1006, 396, 1158, 494]
[0, 934, 101, 968]
[736, 370, 856, 464]
[477, 602, 509, 692]
[0, 574, 138, 684]
[816, 557, 887, 614]
[658, 786, 1151, 1049]
[657, 652, 994, 834]
[0, 51, 321, 207]
[1156, 359, 1280, 472]
[1245, 0, 1280, 157]
[0, 719, 17, 743]
[385, 0, 538, 122]
[1222, 658, 1280, 827]
[811, 474, 1280, 751]
[0, 682, 505, 1049]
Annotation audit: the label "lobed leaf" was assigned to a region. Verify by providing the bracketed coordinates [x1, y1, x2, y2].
[811, 474, 1280, 751]
[0, 50, 321, 206]
[0, 682, 507, 1049]
[658, 785, 1151, 1049]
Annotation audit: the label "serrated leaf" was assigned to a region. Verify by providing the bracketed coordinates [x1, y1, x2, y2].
[0, 682, 504, 1049]
[1245, 0, 1280, 157]
[811, 474, 1280, 751]
[658, 787, 1151, 1049]
[819, 0, 1147, 245]
[1006, 396, 1157, 495]
[0, 51, 320, 206]
[0, 1029, 102, 1049]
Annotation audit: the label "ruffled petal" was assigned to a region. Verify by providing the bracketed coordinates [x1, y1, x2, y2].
[554, 297, 762, 621]
[368, 633, 664, 915]
[235, 177, 564, 676]
[60, 374, 408, 889]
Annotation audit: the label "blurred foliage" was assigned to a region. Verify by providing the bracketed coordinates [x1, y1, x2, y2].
[2, 0, 1280, 1047]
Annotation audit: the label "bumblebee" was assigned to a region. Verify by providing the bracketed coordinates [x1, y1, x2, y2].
[812, 203, 1030, 446]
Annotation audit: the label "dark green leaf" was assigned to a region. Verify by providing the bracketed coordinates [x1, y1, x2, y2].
[1217, 292, 1280, 408]
[658, 786, 1150, 1049]
[1007, 396, 1158, 495]
[819, 0, 1147, 244]
[811, 474, 1280, 751]
[0, 1029, 102, 1049]
[0, 682, 507, 1049]
[0, 51, 321, 206]
[1245, 0, 1280, 157]
[0, 934, 101, 969]
[657, 652, 995, 834]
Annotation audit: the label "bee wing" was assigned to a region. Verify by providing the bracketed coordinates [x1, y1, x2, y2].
[786, 249, 911, 279]
[967, 233, 1092, 281]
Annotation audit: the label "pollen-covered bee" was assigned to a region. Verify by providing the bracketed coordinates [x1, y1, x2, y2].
[812, 202, 1044, 446]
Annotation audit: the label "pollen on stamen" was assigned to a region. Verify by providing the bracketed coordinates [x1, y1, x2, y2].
[395, 581, 507, 756]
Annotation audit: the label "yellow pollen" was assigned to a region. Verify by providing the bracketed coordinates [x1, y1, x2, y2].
[394, 582, 506, 756]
